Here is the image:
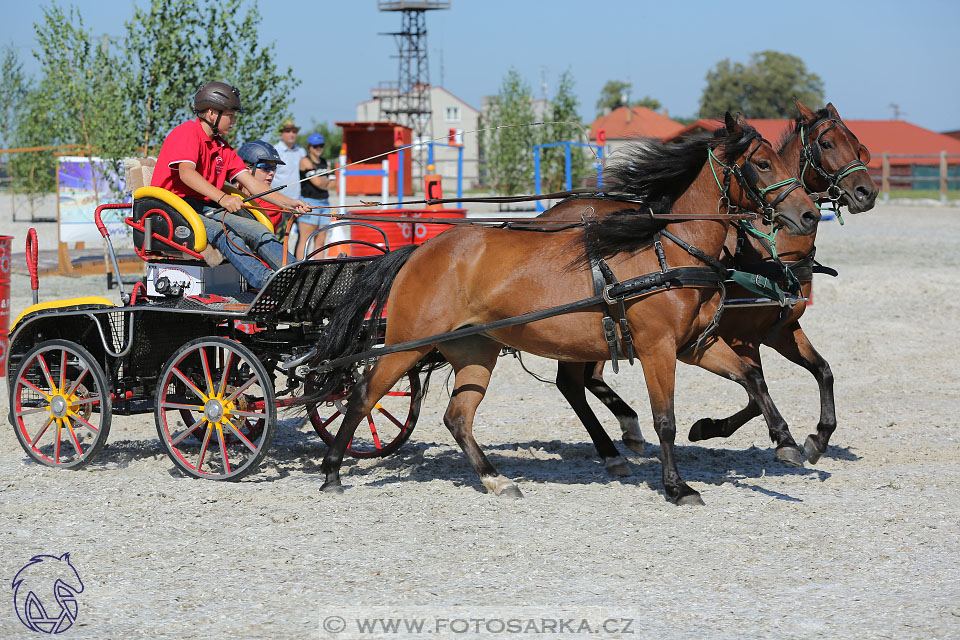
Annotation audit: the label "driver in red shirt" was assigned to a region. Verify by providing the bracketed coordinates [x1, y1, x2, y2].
[151, 81, 309, 288]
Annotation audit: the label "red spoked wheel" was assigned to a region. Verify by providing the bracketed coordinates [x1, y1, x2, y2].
[11, 340, 112, 469]
[310, 366, 421, 458]
[155, 337, 276, 480]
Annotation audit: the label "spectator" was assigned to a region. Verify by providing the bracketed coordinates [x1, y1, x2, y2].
[296, 132, 336, 259]
[150, 82, 307, 289]
[273, 118, 305, 200]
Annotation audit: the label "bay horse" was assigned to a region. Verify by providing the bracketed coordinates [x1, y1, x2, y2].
[543, 102, 877, 472]
[313, 113, 819, 505]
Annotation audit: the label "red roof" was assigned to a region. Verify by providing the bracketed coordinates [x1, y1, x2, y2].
[590, 106, 684, 141]
[665, 118, 960, 167]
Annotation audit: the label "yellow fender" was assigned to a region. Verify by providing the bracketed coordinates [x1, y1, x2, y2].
[11, 297, 116, 333]
[133, 186, 208, 251]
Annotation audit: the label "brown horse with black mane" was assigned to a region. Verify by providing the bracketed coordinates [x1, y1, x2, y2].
[312, 113, 819, 505]
[543, 102, 877, 471]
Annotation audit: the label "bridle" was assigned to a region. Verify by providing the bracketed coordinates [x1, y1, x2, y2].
[798, 116, 870, 206]
[708, 132, 803, 224]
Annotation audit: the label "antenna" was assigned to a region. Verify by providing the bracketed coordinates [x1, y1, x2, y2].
[377, 1, 451, 168]
[889, 103, 902, 120]
[539, 66, 548, 101]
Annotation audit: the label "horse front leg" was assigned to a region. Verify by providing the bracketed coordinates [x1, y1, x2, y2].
[682, 337, 805, 467]
[687, 345, 763, 442]
[555, 362, 631, 476]
[639, 345, 703, 505]
[582, 361, 645, 454]
[764, 322, 836, 464]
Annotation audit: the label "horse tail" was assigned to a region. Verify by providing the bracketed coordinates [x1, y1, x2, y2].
[315, 243, 419, 368]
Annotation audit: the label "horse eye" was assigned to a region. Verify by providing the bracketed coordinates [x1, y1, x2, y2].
[820, 140, 832, 149]
[755, 160, 770, 171]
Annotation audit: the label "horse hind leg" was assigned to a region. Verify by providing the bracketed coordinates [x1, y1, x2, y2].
[439, 336, 522, 498]
[555, 362, 631, 477]
[583, 361, 645, 454]
[319, 348, 432, 494]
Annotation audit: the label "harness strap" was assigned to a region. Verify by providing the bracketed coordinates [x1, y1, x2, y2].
[597, 259, 637, 366]
[316, 266, 725, 373]
[585, 228, 623, 373]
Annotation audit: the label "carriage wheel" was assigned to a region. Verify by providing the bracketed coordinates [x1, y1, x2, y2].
[310, 366, 421, 458]
[155, 337, 276, 480]
[11, 340, 112, 470]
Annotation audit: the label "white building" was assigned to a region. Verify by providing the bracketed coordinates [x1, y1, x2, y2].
[356, 85, 480, 189]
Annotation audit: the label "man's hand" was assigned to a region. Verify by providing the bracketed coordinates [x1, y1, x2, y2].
[221, 194, 245, 213]
[289, 199, 312, 214]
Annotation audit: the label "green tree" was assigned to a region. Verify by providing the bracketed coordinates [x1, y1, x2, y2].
[27, 4, 136, 198]
[699, 50, 825, 119]
[596, 80, 631, 117]
[125, 0, 300, 155]
[0, 46, 30, 150]
[483, 68, 538, 196]
[542, 69, 592, 191]
[634, 96, 662, 111]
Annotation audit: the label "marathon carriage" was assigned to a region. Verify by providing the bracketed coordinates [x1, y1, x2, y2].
[6, 186, 423, 480]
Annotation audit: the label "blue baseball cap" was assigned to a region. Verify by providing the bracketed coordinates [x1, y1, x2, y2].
[307, 133, 325, 146]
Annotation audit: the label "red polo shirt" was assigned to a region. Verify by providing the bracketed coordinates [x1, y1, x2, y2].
[151, 119, 248, 201]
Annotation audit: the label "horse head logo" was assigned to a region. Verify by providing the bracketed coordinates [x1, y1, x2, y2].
[11, 553, 84, 634]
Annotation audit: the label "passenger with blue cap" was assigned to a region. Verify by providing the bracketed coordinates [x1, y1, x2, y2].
[296, 132, 336, 259]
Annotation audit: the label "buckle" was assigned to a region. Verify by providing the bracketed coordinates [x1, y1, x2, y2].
[602, 283, 617, 304]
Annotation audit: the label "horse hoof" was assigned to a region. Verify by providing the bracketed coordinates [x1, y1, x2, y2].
[604, 456, 632, 477]
[320, 481, 345, 495]
[804, 435, 823, 465]
[676, 493, 705, 506]
[776, 446, 805, 467]
[622, 434, 645, 455]
[688, 418, 714, 442]
[498, 484, 524, 499]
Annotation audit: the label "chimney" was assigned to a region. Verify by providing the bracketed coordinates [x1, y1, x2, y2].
[626, 107, 633, 123]
[663, 108, 669, 118]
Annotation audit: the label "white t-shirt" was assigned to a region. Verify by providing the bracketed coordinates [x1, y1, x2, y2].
[274, 142, 306, 199]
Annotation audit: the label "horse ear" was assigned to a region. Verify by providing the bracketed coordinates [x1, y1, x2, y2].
[825, 102, 840, 119]
[724, 111, 741, 134]
[795, 99, 815, 121]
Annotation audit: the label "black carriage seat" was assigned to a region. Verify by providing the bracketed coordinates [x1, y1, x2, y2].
[127, 185, 275, 261]
[127, 186, 277, 297]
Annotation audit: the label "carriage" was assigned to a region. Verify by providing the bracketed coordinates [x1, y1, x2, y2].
[5, 186, 423, 481]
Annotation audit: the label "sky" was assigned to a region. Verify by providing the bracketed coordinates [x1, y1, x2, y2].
[3, 0, 958, 134]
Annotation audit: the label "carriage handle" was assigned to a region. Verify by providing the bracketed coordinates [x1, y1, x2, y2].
[26, 228, 39, 305]
[94, 203, 134, 304]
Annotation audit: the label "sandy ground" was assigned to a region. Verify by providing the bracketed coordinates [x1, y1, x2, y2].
[1, 200, 959, 639]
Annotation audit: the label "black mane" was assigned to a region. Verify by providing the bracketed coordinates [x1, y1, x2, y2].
[777, 107, 831, 153]
[572, 122, 761, 266]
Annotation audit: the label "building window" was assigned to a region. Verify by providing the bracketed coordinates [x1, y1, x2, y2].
[444, 106, 461, 122]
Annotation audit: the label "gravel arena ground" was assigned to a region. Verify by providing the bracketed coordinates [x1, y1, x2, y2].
[1, 200, 959, 639]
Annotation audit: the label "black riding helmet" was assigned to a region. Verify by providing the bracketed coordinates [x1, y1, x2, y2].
[237, 140, 284, 177]
[192, 81, 243, 139]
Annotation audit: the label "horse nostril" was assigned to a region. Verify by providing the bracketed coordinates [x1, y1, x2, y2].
[855, 185, 871, 201]
[802, 210, 819, 227]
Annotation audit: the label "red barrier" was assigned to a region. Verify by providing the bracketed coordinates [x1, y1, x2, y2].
[0, 235, 12, 376]
[347, 209, 467, 256]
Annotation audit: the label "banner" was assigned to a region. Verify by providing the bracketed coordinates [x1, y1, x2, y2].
[58, 156, 128, 244]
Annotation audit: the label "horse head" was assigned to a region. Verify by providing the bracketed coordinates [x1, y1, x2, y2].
[795, 101, 878, 213]
[718, 112, 820, 235]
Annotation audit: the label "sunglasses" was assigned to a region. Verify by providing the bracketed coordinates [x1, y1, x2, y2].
[253, 162, 278, 170]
